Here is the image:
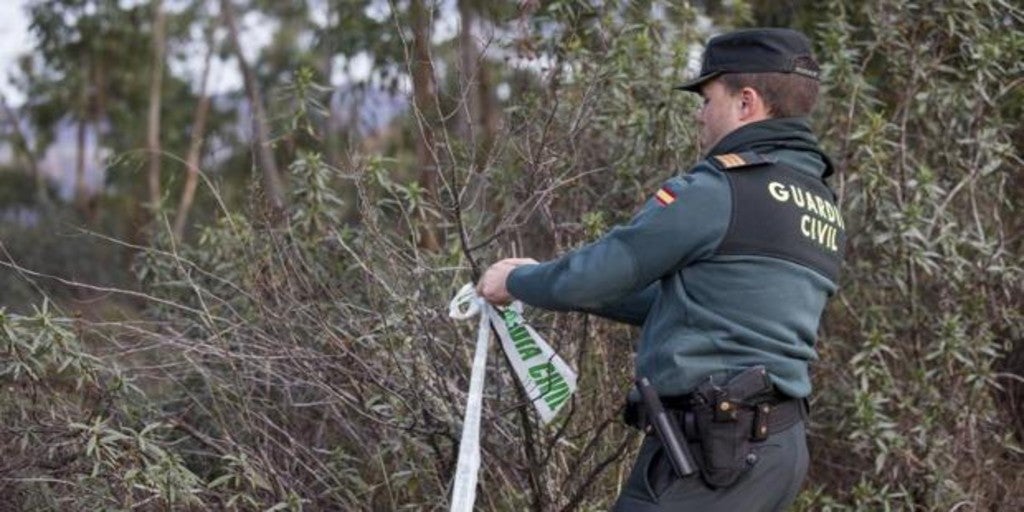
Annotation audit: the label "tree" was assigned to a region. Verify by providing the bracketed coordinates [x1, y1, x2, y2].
[409, 0, 441, 251]
[25, 0, 158, 217]
[145, 0, 167, 209]
[221, 0, 286, 213]
[0, 94, 50, 207]
[456, 0, 502, 164]
[172, 10, 216, 241]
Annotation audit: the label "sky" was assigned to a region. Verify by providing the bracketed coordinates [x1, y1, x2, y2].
[0, 1, 269, 103]
[0, 2, 31, 105]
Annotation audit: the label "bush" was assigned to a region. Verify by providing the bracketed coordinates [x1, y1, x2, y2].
[2, 0, 1022, 509]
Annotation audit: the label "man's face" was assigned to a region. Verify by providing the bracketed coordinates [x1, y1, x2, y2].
[695, 79, 741, 153]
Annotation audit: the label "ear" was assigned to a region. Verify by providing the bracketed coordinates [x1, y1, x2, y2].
[738, 87, 769, 121]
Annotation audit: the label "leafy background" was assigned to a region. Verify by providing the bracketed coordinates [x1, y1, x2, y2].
[0, 0, 1022, 510]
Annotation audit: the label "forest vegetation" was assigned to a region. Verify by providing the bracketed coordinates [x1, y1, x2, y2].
[0, 0, 1022, 510]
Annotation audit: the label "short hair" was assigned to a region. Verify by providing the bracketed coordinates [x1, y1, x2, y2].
[718, 57, 821, 117]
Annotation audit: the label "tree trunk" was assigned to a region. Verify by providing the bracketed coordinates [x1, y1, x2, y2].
[476, 41, 498, 163]
[90, 56, 106, 224]
[173, 24, 215, 242]
[74, 85, 89, 214]
[457, 0, 481, 141]
[410, 0, 441, 251]
[221, 0, 285, 213]
[458, 0, 498, 168]
[1, 95, 48, 207]
[146, 0, 167, 209]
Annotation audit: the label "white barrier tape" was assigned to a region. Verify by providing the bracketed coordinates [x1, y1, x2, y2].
[448, 282, 481, 320]
[448, 285, 490, 512]
[446, 283, 577, 512]
[484, 303, 577, 424]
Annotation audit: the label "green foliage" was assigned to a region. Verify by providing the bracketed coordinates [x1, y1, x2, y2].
[800, 0, 1024, 509]
[1, 0, 1022, 509]
[72, 418, 203, 507]
[1, 300, 95, 384]
[0, 302, 193, 509]
[291, 156, 340, 237]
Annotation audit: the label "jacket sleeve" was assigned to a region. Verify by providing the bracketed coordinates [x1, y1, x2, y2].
[577, 283, 658, 326]
[507, 165, 732, 312]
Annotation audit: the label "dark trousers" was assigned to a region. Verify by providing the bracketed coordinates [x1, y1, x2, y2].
[613, 421, 808, 511]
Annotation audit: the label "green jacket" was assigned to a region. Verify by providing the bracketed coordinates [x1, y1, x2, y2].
[506, 117, 845, 398]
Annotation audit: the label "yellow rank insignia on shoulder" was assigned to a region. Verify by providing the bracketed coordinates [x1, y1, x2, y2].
[655, 186, 676, 206]
[714, 153, 748, 168]
[709, 151, 772, 170]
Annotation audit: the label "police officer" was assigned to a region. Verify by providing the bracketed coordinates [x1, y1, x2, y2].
[478, 28, 844, 511]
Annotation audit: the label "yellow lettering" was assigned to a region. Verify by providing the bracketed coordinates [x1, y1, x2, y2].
[801, 213, 841, 252]
[805, 194, 819, 215]
[801, 215, 812, 238]
[815, 219, 829, 244]
[822, 202, 836, 223]
[815, 196, 828, 219]
[768, 182, 789, 202]
[791, 186, 806, 208]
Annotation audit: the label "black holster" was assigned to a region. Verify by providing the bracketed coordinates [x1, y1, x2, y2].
[624, 366, 806, 490]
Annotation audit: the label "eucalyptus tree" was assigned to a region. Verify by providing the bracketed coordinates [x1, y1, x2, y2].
[454, 0, 514, 170]
[146, 0, 168, 209]
[23, 0, 198, 222]
[221, 0, 287, 212]
[171, 2, 218, 241]
[25, 0, 143, 213]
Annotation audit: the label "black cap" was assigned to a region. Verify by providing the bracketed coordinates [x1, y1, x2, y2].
[675, 28, 820, 92]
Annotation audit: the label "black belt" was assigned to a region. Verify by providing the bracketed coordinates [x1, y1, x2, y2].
[624, 393, 807, 442]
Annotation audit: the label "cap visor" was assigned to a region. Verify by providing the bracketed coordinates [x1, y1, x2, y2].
[673, 71, 721, 92]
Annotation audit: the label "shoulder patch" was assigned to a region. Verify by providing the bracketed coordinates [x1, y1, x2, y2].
[709, 151, 773, 170]
[654, 185, 677, 206]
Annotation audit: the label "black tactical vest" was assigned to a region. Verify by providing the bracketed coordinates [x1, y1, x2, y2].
[708, 152, 845, 283]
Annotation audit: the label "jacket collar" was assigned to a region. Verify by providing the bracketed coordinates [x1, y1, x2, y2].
[706, 117, 835, 178]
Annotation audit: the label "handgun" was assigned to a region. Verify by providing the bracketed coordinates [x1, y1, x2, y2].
[698, 365, 773, 422]
[724, 365, 772, 401]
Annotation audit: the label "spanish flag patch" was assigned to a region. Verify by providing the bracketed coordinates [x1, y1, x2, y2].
[655, 186, 676, 206]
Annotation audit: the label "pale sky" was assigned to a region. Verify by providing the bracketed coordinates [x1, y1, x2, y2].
[0, 2, 31, 105]
[0, 1, 262, 104]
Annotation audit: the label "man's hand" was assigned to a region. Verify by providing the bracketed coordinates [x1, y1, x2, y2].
[477, 258, 538, 305]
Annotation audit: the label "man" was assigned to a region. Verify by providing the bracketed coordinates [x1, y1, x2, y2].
[477, 28, 845, 511]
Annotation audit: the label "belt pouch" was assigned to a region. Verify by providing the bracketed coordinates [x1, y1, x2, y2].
[696, 404, 755, 489]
